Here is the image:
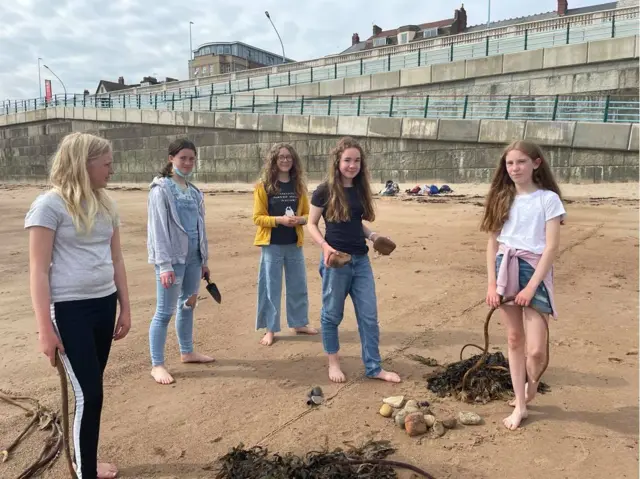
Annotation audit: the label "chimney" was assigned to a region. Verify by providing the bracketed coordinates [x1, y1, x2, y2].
[373, 24, 382, 36]
[451, 4, 468, 34]
[352, 33, 360, 45]
[557, 0, 568, 15]
[460, 4, 467, 30]
[117, 76, 124, 85]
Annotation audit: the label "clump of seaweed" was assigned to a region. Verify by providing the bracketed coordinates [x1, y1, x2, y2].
[213, 439, 435, 479]
[424, 351, 549, 403]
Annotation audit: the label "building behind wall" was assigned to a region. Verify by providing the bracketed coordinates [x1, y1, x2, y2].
[189, 41, 295, 79]
[343, 0, 633, 54]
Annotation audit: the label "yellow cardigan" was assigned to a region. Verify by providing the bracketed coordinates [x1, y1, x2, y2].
[252, 181, 309, 247]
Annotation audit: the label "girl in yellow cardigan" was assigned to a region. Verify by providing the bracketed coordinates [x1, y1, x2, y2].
[252, 143, 318, 346]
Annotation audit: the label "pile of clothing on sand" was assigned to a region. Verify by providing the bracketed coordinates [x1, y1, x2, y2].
[405, 184, 454, 196]
[378, 181, 455, 197]
[379, 180, 401, 196]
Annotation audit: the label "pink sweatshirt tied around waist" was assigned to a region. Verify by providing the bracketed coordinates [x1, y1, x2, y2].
[495, 243, 558, 319]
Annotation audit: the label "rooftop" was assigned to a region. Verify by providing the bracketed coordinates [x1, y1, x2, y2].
[192, 40, 296, 62]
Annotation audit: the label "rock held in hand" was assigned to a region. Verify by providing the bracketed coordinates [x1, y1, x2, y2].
[424, 414, 436, 428]
[383, 395, 405, 409]
[405, 412, 428, 437]
[458, 411, 483, 425]
[379, 404, 393, 418]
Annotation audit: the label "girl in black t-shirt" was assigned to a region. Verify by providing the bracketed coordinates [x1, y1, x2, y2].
[307, 136, 401, 384]
[252, 143, 318, 346]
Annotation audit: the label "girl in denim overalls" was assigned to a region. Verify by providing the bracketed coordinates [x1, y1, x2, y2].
[147, 138, 213, 385]
[481, 140, 566, 430]
[307, 136, 401, 385]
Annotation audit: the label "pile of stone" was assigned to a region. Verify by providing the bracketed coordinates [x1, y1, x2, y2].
[379, 396, 482, 438]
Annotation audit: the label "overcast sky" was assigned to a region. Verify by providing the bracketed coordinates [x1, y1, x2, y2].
[1, 0, 607, 100]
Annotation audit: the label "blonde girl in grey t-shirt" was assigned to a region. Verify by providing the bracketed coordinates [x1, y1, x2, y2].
[25, 132, 132, 479]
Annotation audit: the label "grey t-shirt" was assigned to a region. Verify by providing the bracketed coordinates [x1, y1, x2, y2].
[24, 190, 119, 303]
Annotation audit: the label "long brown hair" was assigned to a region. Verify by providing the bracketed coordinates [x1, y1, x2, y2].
[159, 138, 197, 177]
[259, 143, 307, 199]
[480, 140, 562, 233]
[325, 136, 375, 223]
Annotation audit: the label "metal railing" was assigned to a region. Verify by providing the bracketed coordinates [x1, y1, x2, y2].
[87, 5, 636, 98]
[3, 94, 638, 124]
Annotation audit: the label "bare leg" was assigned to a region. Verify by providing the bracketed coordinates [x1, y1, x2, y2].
[502, 305, 529, 430]
[97, 463, 118, 478]
[328, 353, 346, 383]
[509, 308, 549, 406]
[523, 307, 548, 403]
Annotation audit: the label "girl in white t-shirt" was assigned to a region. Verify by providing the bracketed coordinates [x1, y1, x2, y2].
[481, 140, 566, 431]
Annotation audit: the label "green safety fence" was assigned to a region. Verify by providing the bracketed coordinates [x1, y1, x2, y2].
[3, 94, 638, 124]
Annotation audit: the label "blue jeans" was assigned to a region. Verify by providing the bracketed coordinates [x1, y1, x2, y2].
[149, 247, 202, 366]
[495, 254, 553, 314]
[256, 244, 309, 332]
[319, 253, 382, 377]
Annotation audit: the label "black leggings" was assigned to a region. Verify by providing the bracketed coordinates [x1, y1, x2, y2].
[52, 292, 117, 479]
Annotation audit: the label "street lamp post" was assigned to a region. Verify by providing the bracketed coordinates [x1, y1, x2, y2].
[43, 64, 67, 103]
[189, 21, 194, 60]
[264, 11, 286, 64]
[38, 57, 43, 99]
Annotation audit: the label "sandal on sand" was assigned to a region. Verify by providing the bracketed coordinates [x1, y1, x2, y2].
[327, 251, 352, 268]
[373, 236, 396, 255]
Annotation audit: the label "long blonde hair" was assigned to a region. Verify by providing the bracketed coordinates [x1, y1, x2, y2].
[49, 132, 117, 234]
[480, 140, 562, 232]
[258, 142, 307, 199]
[325, 136, 375, 223]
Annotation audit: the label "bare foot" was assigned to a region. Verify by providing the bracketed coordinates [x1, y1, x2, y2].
[293, 326, 319, 335]
[328, 354, 346, 383]
[372, 369, 402, 383]
[260, 331, 275, 346]
[181, 352, 215, 363]
[97, 462, 118, 478]
[509, 382, 537, 407]
[503, 407, 528, 430]
[329, 364, 346, 383]
[151, 366, 175, 385]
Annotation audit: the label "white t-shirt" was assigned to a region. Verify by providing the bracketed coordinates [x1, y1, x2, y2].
[497, 189, 566, 255]
[24, 191, 119, 303]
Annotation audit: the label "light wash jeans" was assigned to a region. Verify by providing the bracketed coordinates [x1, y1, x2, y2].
[318, 253, 382, 377]
[256, 244, 309, 333]
[149, 245, 202, 366]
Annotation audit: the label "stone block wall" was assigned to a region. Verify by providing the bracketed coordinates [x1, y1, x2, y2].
[0, 109, 637, 184]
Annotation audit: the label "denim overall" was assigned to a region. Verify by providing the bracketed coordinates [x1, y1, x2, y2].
[149, 179, 203, 366]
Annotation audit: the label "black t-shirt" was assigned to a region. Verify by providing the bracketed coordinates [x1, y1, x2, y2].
[311, 182, 368, 255]
[268, 181, 299, 245]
